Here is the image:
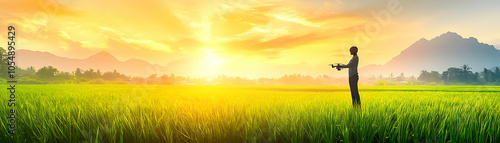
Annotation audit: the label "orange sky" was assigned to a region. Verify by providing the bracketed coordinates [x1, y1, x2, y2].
[2, 0, 500, 78]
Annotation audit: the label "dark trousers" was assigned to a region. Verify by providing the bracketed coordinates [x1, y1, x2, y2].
[349, 74, 361, 107]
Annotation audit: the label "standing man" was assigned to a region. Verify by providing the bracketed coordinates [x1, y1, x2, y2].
[332, 46, 361, 107]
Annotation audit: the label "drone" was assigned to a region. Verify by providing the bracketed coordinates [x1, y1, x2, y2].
[329, 63, 344, 71]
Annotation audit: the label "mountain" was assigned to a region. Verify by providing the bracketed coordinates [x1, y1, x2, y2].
[15, 32, 500, 77]
[360, 32, 500, 76]
[17, 50, 164, 76]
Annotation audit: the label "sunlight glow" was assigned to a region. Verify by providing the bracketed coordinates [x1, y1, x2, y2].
[205, 49, 226, 67]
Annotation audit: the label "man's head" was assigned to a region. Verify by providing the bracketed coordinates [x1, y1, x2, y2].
[350, 46, 358, 55]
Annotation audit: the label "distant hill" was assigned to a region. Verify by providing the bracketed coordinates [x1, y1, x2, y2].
[17, 50, 164, 76]
[16, 32, 500, 77]
[360, 32, 500, 76]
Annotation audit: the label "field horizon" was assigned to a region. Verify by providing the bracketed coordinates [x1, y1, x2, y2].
[1, 85, 499, 142]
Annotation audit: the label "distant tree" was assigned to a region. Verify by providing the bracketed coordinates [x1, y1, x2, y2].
[472, 72, 479, 83]
[461, 64, 471, 72]
[0, 48, 10, 79]
[442, 71, 449, 84]
[97, 70, 102, 79]
[460, 64, 473, 83]
[56, 71, 73, 80]
[131, 76, 146, 84]
[396, 73, 405, 81]
[36, 66, 59, 79]
[148, 74, 157, 79]
[75, 68, 83, 78]
[418, 70, 441, 83]
[418, 70, 430, 82]
[25, 66, 36, 76]
[495, 67, 500, 82]
[102, 70, 128, 81]
[83, 69, 93, 79]
[17, 66, 36, 77]
[410, 75, 416, 81]
[146, 74, 158, 84]
[445, 67, 462, 83]
[482, 68, 493, 82]
[83, 69, 101, 79]
[429, 71, 442, 83]
[160, 74, 175, 85]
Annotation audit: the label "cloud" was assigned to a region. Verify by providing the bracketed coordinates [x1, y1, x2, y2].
[0, 0, 365, 63]
[5, 0, 500, 78]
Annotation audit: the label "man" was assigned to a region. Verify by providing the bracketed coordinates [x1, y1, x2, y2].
[332, 46, 361, 107]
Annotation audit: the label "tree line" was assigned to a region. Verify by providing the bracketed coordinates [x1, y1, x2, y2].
[14, 66, 130, 84]
[8, 66, 350, 85]
[418, 65, 500, 85]
[3, 64, 500, 85]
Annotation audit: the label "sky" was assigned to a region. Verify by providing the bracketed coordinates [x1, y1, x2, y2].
[1, 0, 500, 78]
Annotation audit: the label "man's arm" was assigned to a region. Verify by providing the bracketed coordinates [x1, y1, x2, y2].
[340, 59, 353, 68]
[340, 56, 358, 68]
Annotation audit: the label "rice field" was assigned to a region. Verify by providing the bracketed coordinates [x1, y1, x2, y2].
[1, 85, 499, 142]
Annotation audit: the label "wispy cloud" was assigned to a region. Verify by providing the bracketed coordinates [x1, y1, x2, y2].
[2, 0, 500, 77]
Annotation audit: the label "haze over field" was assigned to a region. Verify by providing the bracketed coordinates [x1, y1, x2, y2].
[16, 32, 500, 78]
[2, 0, 500, 78]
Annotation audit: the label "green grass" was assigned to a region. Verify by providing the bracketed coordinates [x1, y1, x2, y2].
[1, 85, 499, 142]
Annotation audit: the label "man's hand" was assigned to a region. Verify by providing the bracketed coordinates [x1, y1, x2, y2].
[330, 63, 343, 71]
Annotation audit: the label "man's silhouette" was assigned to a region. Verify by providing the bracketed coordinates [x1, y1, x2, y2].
[335, 46, 361, 107]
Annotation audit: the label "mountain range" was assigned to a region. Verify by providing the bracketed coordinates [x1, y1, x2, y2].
[360, 32, 500, 76]
[17, 50, 163, 77]
[16, 32, 500, 77]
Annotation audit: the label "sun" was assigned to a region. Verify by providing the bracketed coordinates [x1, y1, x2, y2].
[204, 49, 226, 67]
[200, 48, 229, 76]
[206, 54, 225, 66]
